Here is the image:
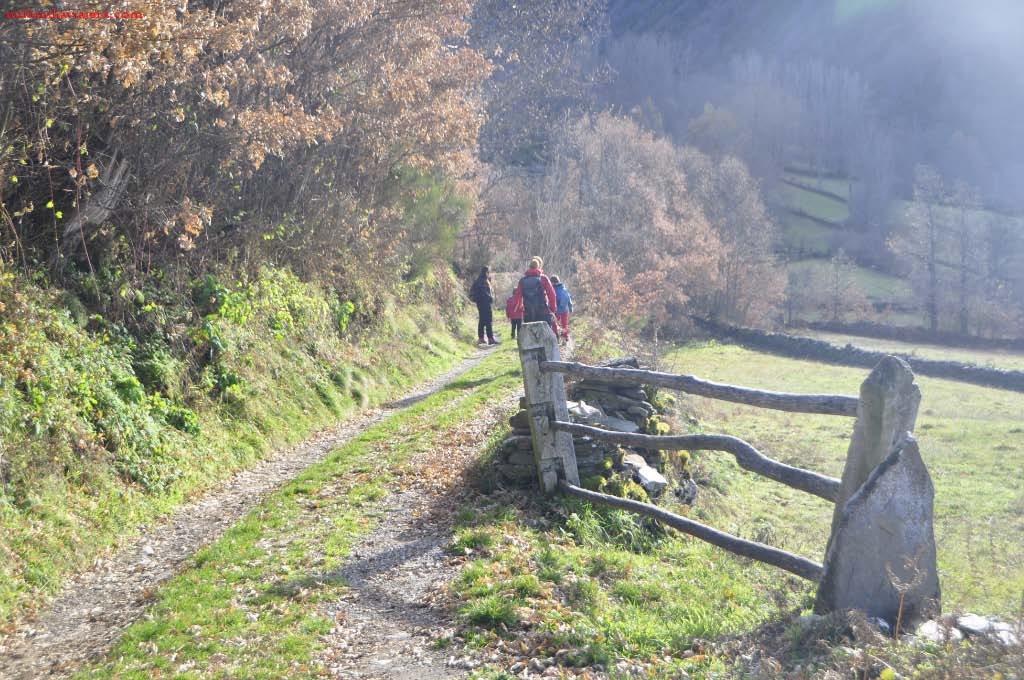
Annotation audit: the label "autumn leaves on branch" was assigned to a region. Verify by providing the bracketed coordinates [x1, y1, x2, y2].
[1, 0, 488, 291]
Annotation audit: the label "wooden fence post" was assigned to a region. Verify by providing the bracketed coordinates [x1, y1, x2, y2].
[827, 355, 921, 542]
[518, 321, 579, 492]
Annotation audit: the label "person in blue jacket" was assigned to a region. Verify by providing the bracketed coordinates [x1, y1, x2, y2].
[550, 275, 573, 341]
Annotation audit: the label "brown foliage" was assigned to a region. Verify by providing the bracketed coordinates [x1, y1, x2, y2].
[539, 114, 721, 313]
[506, 112, 782, 330]
[1, 0, 487, 298]
[679, 150, 785, 325]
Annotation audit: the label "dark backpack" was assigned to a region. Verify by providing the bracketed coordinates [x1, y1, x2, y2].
[469, 277, 487, 304]
[520, 275, 550, 321]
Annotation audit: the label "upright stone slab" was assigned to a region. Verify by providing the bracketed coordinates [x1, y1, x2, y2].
[815, 435, 940, 627]
[518, 321, 579, 492]
[828, 356, 920, 543]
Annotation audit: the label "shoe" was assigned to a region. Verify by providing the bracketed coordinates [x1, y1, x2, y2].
[488, 338, 500, 345]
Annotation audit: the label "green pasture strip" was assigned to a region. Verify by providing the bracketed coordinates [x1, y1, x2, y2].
[778, 212, 837, 257]
[0, 268, 475, 622]
[787, 258, 914, 304]
[889, 199, 1024, 237]
[72, 345, 523, 679]
[664, 341, 1024, 618]
[770, 181, 849, 225]
[805, 330, 1024, 372]
[781, 171, 853, 201]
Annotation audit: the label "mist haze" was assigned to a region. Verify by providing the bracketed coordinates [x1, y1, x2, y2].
[603, 0, 1024, 209]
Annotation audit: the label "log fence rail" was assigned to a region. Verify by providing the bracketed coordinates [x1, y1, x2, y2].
[516, 321, 935, 621]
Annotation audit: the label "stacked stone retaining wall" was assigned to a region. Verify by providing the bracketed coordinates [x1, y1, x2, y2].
[495, 357, 665, 485]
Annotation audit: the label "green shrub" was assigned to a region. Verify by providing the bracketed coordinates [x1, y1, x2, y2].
[565, 502, 666, 554]
[461, 594, 519, 628]
[133, 343, 182, 396]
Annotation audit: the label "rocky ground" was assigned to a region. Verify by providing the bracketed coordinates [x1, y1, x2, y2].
[0, 350, 504, 680]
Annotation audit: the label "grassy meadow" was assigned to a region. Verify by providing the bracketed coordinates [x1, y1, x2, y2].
[787, 257, 915, 307]
[778, 214, 837, 258]
[443, 335, 1023, 677]
[770, 179, 850, 225]
[780, 171, 852, 201]
[663, 341, 1024, 619]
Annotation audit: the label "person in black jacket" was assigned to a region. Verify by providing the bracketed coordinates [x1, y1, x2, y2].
[469, 266, 498, 345]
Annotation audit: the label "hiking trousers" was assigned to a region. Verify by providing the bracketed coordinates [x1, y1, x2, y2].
[476, 302, 494, 342]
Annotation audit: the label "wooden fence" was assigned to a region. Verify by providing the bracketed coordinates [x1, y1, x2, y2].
[517, 321, 940, 623]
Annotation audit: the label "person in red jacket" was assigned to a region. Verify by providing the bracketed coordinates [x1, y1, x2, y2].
[512, 256, 558, 335]
[505, 288, 523, 339]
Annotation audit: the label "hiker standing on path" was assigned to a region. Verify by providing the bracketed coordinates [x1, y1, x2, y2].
[505, 288, 523, 340]
[469, 266, 498, 345]
[550, 275, 573, 342]
[512, 256, 557, 335]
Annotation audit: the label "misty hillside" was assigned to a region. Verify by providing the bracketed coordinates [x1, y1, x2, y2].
[603, 0, 1024, 211]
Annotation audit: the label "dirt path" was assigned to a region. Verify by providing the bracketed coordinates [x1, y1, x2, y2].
[0, 349, 505, 679]
[315, 391, 519, 679]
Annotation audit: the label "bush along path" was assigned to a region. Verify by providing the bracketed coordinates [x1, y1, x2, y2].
[0, 344, 524, 679]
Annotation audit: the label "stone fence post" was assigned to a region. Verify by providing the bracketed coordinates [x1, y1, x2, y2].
[816, 357, 939, 628]
[828, 356, 921, 540]
[518, 321, 579, 492]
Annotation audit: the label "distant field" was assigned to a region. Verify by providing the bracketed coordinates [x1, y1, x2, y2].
[663, 341, 1024, 618]
[889, 198, 1024, 229]
[770, 181, 849, 225]
[805, 330, 1024, 371]
[778, 213, 836, 257]
[787, 257, 913, 304]
[781, 171, 853, 201]
[773, 170, 1023, 256]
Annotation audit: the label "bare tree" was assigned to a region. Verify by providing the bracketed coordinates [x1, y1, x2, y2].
[892, 164, 946, 332]
[949, 180, 985, 334]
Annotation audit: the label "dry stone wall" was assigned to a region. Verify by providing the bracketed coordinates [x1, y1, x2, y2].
[495, 357, 668, 491]
[697, 319, 1024, 393]
[807, 320, 1024, 353]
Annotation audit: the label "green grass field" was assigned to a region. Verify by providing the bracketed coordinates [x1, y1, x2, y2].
[664, 341, 1024, 619]
[781, 171, 853, 202]
[770, 180, 850, 225]
[442, 334, 1024, 677]
[787, 258, 914, 305]
[889, 199, 1024, 237]
[779, 213, 837, 257]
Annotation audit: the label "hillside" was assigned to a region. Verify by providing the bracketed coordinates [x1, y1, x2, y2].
[604, 0, 1024, 207]
[2, 1, 1023, 676]
[600, 0, 1024, 334]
